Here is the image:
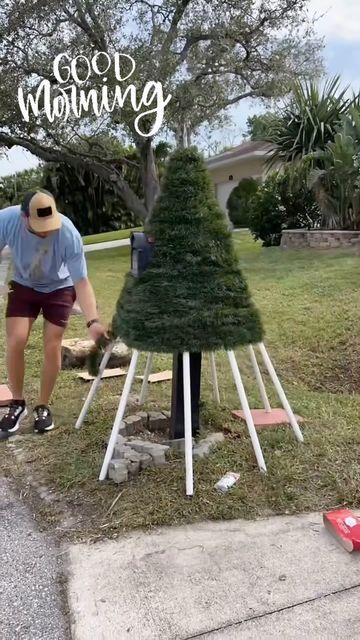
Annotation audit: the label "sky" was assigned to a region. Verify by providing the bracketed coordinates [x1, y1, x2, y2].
[0, 0, 359, 176]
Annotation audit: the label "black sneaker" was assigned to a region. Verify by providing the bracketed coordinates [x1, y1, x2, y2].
[33, 405, 55, 434]
[0, 400, 27, 439]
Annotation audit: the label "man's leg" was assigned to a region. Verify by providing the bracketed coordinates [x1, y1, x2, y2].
[1, 282, 38, 437]
[33, 286, 75, 433]
[6, 317, 34, 400]
[39, 320, 65, 406]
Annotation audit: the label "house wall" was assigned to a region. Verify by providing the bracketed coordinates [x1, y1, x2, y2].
[207, 157, 265, 213]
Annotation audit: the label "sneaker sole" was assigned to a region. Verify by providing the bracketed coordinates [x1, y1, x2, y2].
[6, 408, 28, 434]
[34, 422, 55, 434]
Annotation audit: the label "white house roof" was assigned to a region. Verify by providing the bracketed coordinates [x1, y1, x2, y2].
[206, 140, 272, 170]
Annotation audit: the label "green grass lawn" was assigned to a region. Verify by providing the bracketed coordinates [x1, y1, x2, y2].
[2, 232, 360, 538]
[82, 227, 142, 245]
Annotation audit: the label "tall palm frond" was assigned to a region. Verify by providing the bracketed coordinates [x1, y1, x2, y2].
[266, 75, 352, 169]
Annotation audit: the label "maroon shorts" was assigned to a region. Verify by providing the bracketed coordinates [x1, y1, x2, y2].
[6, 280, 76, 328]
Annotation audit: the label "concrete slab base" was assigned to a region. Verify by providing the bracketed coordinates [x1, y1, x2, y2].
[232, 408, 304, 431]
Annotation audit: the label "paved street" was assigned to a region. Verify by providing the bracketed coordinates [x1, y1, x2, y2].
[0, 478, 70, 640]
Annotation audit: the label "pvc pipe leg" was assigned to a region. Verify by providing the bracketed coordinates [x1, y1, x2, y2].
[139, 353, 154, 405]
[209, 352, 220, 404]
[248, 345, 271, 413]
[183, 352, 194, 496]
[258, 342, 304, 443]
[228, 350, 267, 473]
[99, 350, 140, 481]
[75, 344, 114, 430]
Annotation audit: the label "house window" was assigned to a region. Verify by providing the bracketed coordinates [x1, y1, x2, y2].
[229, 175, 234, 181]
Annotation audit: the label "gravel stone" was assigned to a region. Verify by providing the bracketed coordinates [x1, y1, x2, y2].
[0, 478, 70, 640]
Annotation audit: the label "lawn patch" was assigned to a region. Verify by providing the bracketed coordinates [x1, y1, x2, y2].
[1, 237, 360, 539]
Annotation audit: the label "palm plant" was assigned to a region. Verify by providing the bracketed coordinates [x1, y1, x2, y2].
[266, 76, 352, 168]
[308, 106, 360, 229]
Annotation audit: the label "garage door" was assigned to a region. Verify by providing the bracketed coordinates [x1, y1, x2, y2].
[216, 182, 235, 213]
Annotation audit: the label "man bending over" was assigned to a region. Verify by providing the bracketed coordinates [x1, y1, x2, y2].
[0, 189, 107, 438]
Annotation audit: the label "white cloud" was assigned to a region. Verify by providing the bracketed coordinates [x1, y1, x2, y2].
[0, 148, 39, 177]
[310, 0, 360, 42]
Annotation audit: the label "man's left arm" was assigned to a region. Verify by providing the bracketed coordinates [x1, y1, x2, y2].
[66, 233, 107, 342]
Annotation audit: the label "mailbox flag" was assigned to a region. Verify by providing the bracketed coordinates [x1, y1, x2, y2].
[111, 147, 264, 353]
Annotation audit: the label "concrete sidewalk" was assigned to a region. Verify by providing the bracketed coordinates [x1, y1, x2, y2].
[66, 512, 360, 639]
[83, 238, 130, 253]
[82, 228, 246, 254]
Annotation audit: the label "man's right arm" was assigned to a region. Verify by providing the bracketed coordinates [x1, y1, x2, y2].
[0, 208, 12, 260]
[0, 238, 6, 261]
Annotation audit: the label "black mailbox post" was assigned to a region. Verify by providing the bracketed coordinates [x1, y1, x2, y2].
[131, 232, 155, 277]
[170, 352, 202, 439]
[129, 231, 201, 440]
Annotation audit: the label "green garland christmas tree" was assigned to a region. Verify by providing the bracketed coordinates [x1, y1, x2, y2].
[111, 147, 264, 353]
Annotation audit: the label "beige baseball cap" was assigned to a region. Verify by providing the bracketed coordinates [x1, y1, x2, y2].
[21, 190, 62, 233]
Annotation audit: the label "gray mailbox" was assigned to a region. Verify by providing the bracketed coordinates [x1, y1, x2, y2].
[131, 232, 155, 277]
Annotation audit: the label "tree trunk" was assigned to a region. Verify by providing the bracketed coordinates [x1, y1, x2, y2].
[175, 123, 186, 149]
[137, 139, 160, 221]
[186, 126, 192, 148]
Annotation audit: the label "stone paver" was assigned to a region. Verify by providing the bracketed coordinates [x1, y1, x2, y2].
[109, 459, 128, 483]
[193, 432, 225, 459]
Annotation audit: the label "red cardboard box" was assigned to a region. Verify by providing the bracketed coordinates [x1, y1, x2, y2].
[323, 509, 360, 552]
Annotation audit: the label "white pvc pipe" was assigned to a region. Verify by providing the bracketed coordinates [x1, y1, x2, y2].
[75, 343, 114, 430]
[228, 350, 267, 473]
[248, 345, 271, 413]
[258, 342, 304, 443]
[183, 352, 194, 496]
[209, 352, 220, 405]
[139, 352, 154, 405]
[99, 350, 140, 481]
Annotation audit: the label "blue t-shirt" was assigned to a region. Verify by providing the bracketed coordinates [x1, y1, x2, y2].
[0, 206, 87, 292]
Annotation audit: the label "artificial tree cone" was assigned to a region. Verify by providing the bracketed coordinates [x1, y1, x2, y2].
[112, 147, 264, 352]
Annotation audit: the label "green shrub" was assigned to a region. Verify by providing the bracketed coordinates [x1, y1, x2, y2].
[248, 176, 287, 246]
[248, 169, 320, 246]
[226, 177, 259, 227]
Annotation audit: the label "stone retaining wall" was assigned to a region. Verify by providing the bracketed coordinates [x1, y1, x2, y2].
[281, 230, 360, 249]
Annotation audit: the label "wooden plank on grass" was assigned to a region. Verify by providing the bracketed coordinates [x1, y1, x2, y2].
[136, 370, 173, 383]
[77, 368, 127, 382]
